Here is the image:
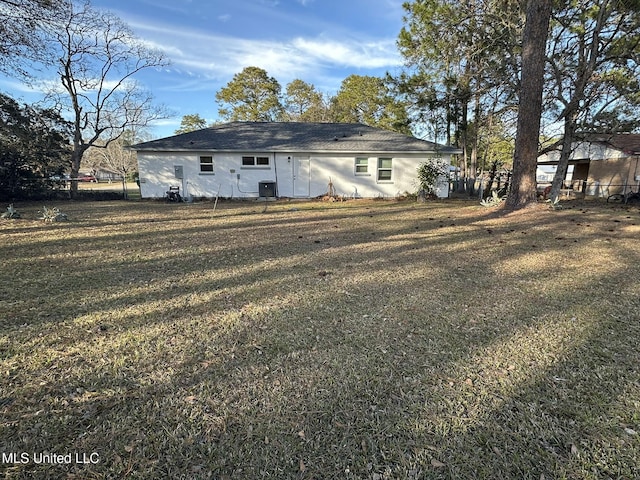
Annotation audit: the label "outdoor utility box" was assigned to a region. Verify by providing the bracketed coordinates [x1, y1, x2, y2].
[174, 165, 184, 179]
[259, 181, 276, 198]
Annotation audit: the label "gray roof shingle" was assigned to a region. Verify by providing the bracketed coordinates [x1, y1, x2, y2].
[132, 122, 458, 154]
[579, 133, 640, 155]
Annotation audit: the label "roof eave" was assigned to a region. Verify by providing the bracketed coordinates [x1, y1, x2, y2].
[133, 148, 459, 155]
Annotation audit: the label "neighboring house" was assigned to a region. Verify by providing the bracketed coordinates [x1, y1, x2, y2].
[538, 133, 640, 197]
[93, 168, 124, 183]
[131, 122, 459, 200]
[536, 167, 554, 183]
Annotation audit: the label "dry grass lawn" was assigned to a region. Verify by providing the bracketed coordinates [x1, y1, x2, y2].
[1, 198, 639, 479]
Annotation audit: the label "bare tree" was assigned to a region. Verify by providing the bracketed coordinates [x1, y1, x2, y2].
[86, 129, 145, 198]
[0, 0, 66, 74]
[505, 0, 552, 209]
[42, 1, 168, 196]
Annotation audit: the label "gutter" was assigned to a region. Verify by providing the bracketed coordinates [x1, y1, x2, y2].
[131, 148, 461, 156]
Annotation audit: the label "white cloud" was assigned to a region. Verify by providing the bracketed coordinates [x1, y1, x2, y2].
[129, 19, 401, 92]
[149, 117, 180, 128]
[292, 37, 401, 69]
[0, 78, 42, 95]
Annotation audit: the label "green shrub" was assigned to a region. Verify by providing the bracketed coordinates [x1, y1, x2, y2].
[417, 160, 448, 196]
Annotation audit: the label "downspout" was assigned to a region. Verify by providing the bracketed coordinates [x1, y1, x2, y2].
[181, 175, 187, 201]
[273, 152, 279, 197]
[627, 156, 633, 195]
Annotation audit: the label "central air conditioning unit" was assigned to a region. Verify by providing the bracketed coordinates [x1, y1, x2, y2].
[259, 181, 276, 198]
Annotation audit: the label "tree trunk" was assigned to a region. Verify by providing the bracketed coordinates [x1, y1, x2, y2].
[68, 144, 89, 198]
[505, 0, 552, 209]
[459, 101, 470, 193]
[469, 90, 481, 195]
[68, 149, 81, 198]
[549, 115, 577, 203]
[483, 160, 499, 198]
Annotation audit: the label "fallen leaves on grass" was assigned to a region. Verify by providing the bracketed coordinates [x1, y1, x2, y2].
[1, 199, 640, 479]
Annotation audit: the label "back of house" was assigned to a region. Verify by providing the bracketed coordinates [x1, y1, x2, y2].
[131, 122, 458, 200]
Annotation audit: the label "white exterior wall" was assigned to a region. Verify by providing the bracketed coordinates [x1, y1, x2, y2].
[138, 152, 278, 199]
[137, 151, 450, 199]
[539, 141, 627, 162]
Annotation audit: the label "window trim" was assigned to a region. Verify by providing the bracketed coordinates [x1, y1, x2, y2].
[241, 154, 271, 169]
[199, 155, 214, 174]
[355, 157, 370, 176]
[377, 157, 393, 182]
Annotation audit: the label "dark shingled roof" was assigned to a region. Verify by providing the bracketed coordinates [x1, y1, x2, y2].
[132, 122, 459, 153]
[580, 133, 640, 155]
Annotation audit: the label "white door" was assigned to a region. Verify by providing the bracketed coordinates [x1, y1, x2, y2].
[293, 157, 310, 197]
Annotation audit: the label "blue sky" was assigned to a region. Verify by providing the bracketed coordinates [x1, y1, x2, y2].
[2, 0, 407, 139]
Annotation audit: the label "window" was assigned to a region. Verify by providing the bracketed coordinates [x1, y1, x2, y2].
[242, 155, 270, 167]
[200, 155, 214, 173]
[377, 158, 392, 181]
[355, 157, 369, 175]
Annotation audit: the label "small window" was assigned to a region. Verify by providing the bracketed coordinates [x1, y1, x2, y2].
[377, 158, 392, 181]
[241, 155, 270, 167]
[200, 155, 214, 173]
[355, 157, 369, 175]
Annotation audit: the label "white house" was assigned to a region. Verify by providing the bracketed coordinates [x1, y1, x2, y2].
[132, 122, 459, 200]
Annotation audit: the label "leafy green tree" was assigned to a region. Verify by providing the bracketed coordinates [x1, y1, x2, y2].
[0, 93, 71, 200]
[283, 79, 328, 122]
[398, 0, 640, 205]
[397, 0, 522, 193]
[216, 66, 283, 122]
[175, 114, 208, 134]
[389, 73, 447, 142]
[329, 75, 410, 133]
[475, 116, 515, 197]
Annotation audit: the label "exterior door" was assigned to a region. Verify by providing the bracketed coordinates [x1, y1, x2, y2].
[293, 157, 310, 197]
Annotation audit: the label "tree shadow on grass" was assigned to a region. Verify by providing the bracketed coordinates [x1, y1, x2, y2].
[407, 300, 640, 479]
[1, 200, 639, 478]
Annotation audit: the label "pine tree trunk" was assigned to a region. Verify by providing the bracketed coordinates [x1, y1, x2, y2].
[505, 0, 552, 209]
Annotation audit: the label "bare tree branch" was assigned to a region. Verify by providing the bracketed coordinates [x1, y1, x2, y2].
[0, 0, 68, 74]
[33, 1, 170, 196]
